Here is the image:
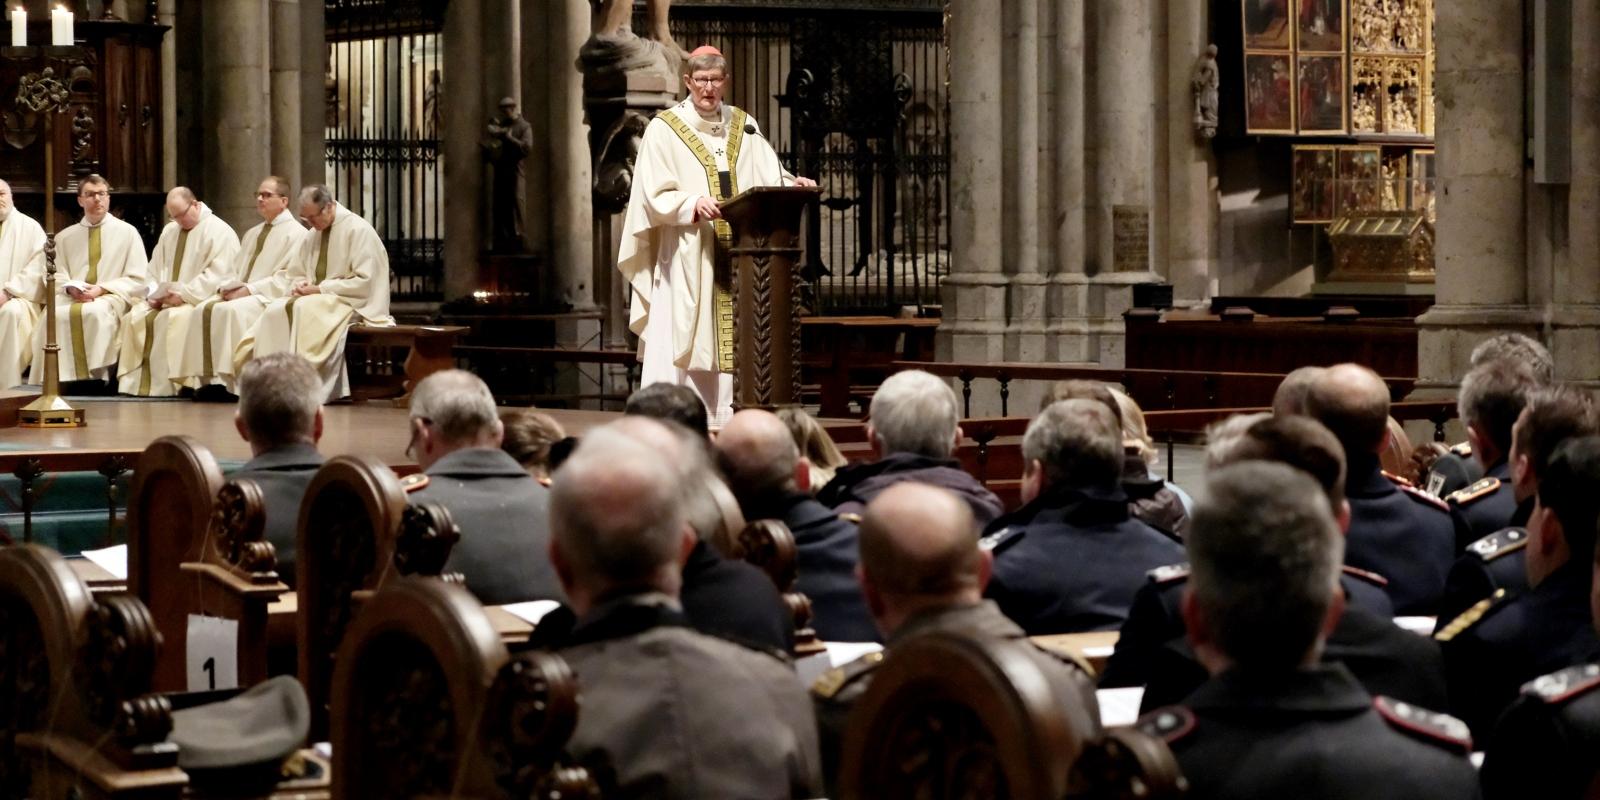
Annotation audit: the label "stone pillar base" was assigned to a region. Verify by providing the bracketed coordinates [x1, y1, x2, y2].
[1415, 303, 1542, 388]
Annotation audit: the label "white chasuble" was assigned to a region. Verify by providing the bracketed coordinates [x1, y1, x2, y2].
[172, 208, 305, 391]
[235, 204, 393, 399]
[31, 214, 147, 383]
[117, 207, 240, 396]
[0, 210, 47, 388]
[615, 98, 792, 425]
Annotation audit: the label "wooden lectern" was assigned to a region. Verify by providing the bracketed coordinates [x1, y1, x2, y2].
[720, 185, 820, 410]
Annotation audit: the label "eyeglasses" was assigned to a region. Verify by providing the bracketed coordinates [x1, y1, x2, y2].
[689, 75, 726, 88]
[256, 191, 284, 199]
[81, 190, 109, 199]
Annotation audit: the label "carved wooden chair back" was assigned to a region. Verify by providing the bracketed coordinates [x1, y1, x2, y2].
[295, 454, 407, 740]
[728, 518, 823, 655]
[0, 544, 184, 799]
[330, 577, 598, 800]
[838, 631, 1185, 800]
[126, 434, 226, 693]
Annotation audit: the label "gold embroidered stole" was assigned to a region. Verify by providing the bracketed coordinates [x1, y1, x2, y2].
[70, 225, 102, 378]
[656, 106, 749, 373]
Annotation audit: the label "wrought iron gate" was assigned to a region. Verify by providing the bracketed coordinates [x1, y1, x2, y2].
[669, 2, 950, 314]
[324, 0, 445, 303]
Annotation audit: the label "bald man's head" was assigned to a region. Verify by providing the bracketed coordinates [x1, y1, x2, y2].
[858, 483, 985, 626]
[1304, 363, 1390, 458]
[715, 409, 801, 507]
[1273, 366, 1326, 417]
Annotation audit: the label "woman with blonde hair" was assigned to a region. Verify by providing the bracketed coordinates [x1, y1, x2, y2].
[776, 406, 847, 492]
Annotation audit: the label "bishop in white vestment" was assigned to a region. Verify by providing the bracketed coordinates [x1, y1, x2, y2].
[31, 177, 148, 384]
[117, 188, 240, 396]
[0, 180, 47, 388]
[172, 177, 306, 393]
[616, 45, 814, 426]
[235, 186, 393, 399]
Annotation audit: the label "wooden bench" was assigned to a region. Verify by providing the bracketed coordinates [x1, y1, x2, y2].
[801, 316, 940, 417]
[346, 324, 470, 403]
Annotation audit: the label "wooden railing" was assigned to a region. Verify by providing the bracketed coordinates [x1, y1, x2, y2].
[0, 449, 140, 545]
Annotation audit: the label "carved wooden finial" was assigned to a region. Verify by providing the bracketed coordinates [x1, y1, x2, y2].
[395, 501, 462, 578]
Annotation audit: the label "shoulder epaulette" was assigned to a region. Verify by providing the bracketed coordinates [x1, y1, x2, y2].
[810, 650, 883, 700]
[979, 527, 1024, 553]
[1469, 527, 1529, 563]
[1372, 696, 1472, 755]
[838, 512, 862, 524]
[1145, 563, 1191, 585]
[1450, 442, 1473, 458]
[1434, 588, 1509, 643]
[1522, 663, 1600, 705]
[1135, 706, 1196, 745]
[1447, 477, 1501, 507]
[1398, 482, 1450, 512]
[399, 473, 430, 493]
[1382, 470, 1416, 489]
[1341, 565, 1390, 588]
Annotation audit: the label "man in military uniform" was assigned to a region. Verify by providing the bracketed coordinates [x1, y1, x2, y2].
[1436, 385, 1599, 626]
[818, 369, 1004, 525]
[1305, 363, 1455, 614]
[982, 399, 1184, 634]
[1103, 415, 1446, 714]
[548, 424, 822, 799]
[229, 352, 326, 587]
[1136, 462, 1479, 799]
[810, 482, 1097, 792]
[1445, 360, 1542, 550]
[715, 409, 877, 642]
[403, 369, 562, 605]
[1042, 379, 1187, 536]
[1425, 333, 1553, 498]
[1438, 436, 1600, 740]
[1480, 662, 1600, 798]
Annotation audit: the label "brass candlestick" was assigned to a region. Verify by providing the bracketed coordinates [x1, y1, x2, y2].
[18, 67, 84, 427]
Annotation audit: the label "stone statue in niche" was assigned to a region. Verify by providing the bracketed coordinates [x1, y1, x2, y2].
[586, 0, 682, 74]
[482, 97, 534, 253]
[70, 105, 94, 172]
[582, 0, 683, 214]
[1192, 45, 1219, 139]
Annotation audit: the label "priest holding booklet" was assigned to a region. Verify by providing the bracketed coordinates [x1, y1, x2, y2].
[117, 187, 240, 396]
[30, 174, 148, 386]
[172, 176, 308, 396]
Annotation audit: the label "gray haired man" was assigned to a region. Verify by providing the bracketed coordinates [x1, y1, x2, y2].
[231, 352, 327, 586]
[404, 369, 562, 605]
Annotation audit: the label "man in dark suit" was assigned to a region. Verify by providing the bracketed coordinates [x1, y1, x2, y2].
[1425, 333, 1553, 498]
[1437, 384, 1598, 626]
[547, 424, 821, 800]
[1137, 462, 1479, 799]
[1438, 436, 1600, 740]
[404, 369, 562, 605]
[983, 399, 1184, 634]
[715, 409, 878, 642]
[230, 352, 327, 587]
[1103, 415, 1446, 713]
[1446, 359, 1542, 550]
[1304, 363, 1455, 614]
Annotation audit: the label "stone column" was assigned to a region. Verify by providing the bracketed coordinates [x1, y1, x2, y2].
[442, 0, 486, 301]
[520, 0, 553, 266]
[203, 0, 272, 228]
[1415, 0, 1535, 389]
[1046, 0, 1089, 364]
[1005, 0, 1049, 363]
[1548, 0, 1600, 382]
[937, 0, 1009, 366]
[549, 0, 597, 326]
[298, 0, 324, 189]
[269, 0, 301, 189]
[1163, 0, 1217, 305]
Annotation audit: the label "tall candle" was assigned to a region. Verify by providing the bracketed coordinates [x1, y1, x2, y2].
[50, 6, 70, 46]
[10, 8, 23, 48]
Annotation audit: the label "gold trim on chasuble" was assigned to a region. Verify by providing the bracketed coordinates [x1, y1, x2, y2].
[70, 225, 103, 378]
[657, 107, 749, 373]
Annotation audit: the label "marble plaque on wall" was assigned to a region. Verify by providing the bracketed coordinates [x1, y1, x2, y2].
[1113, 205, 1150, 273]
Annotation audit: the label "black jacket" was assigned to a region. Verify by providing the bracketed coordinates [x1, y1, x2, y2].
[818, 452, 1004, 526]
[680, 540, 795, 656]
[410, 447, 563, 606]
[744, 491, 878, 643]
[1448, 460, 1518, 552]
[982, 484, 1185, 635]
[1344, 455, 1457, 615]
[1140, 664, 1480, 800]
[229, 443, 326, 587]
[1435, 498, 1534, 629]
[1480, 662, 1600, 799]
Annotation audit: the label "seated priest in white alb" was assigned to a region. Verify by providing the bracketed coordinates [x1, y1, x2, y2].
[116, 187, 240, 396]
[30, 175, 148, 385]
[0, 179, 47, 389]
[616, 44, 816, 427]
[234, 184, 393, 400]
[172, 176, 305, 395]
